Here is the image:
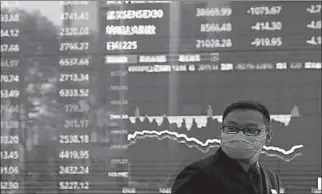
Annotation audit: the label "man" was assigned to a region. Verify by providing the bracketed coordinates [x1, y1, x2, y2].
[171, 101, 282, 194]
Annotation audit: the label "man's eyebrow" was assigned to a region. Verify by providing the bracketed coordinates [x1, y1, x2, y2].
[225, 121, 238, 124]
[225, 121, 259, 126]
[243, 123, 259, 126]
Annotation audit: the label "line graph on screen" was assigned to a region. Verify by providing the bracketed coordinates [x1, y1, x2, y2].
[123, 106, 303, 162]
[127, 130, 303, 162]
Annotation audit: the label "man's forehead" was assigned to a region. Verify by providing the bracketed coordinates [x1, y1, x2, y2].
[224, 109, 265, 123]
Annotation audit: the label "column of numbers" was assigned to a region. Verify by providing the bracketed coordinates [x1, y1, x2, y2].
[306, 3, 321, 46]
[57, 1, 92, 192]
[247, 5, 284, 47]
[1, 1, 22, 193]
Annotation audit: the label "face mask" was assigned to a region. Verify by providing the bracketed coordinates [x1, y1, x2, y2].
[221, 131, 267, 164]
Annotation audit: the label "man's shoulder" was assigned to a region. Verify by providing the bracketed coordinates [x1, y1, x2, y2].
[177, 154, 218, 177]
[171, 155, 218, 194]
[190, 154, 217, 169]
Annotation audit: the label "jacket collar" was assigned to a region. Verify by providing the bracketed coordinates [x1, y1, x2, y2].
[259, 162, 272, 194]
[215, 148, 273, 194]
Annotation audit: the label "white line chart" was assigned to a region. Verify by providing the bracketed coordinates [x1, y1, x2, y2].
[125, 106, 303, 161]
[127, 130, 304, 162]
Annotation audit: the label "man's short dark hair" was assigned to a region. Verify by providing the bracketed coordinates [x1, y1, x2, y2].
[222, 100, 271, 124]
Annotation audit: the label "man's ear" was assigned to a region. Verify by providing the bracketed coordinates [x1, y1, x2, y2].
[266, 130, 273, 145]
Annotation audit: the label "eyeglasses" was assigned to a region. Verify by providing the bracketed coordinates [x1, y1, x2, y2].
[221, 125, 267, 137]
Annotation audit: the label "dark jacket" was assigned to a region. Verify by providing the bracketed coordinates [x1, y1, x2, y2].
[171, 148, 281, 194]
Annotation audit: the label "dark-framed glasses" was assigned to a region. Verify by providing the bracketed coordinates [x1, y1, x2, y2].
[221, 125, 267, 136]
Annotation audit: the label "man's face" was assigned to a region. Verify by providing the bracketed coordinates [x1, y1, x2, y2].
[222, 109, 271, 141]
[220, 109, 272, 163]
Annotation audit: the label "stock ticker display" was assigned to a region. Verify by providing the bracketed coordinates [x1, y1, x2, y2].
[0, 1, 321, 194]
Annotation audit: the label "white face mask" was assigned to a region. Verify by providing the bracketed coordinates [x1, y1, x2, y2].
[221, 131, 267, 164]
